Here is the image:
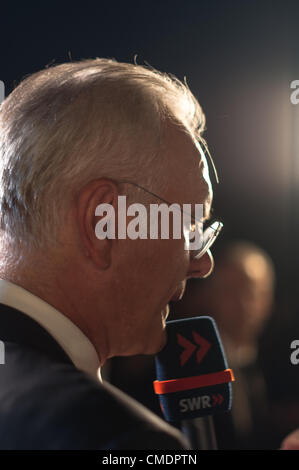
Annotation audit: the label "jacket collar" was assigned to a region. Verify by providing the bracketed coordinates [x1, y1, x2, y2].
[0, 302, 74, 366]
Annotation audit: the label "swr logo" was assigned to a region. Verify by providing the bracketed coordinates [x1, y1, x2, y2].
[179, 393, 224, 412]
[179, 395, 211, 412]
[177, 331, 211, 366]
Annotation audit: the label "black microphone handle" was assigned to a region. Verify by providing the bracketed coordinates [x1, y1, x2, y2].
[181, 416, 217, 450]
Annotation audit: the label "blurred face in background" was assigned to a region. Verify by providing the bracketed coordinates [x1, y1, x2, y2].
[210, 251, 274, 346]
[170, 245, 275, 350]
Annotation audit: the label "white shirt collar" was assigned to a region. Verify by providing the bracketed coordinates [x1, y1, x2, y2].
[0, 279, 101, 381]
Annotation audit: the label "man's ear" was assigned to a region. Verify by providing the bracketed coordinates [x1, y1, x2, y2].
[76, 178, 118, 270]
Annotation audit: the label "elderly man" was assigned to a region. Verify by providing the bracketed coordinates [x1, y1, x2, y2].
[0, 59, 219, 449]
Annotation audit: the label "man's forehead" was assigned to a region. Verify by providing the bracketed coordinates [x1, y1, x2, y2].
[164, 125, 212, 196]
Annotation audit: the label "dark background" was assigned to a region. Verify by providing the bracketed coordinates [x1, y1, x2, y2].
[1, 0, 299, 445]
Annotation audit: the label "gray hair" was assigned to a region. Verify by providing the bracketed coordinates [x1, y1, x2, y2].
[0, 58, 206, 249]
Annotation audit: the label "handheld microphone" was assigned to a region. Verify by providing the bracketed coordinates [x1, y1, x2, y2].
[154, 316, 234, 449]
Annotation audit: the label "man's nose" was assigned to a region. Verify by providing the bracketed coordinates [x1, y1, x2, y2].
[187, 249, 214, 279]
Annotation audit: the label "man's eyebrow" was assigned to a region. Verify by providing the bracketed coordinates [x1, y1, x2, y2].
[191, 205, 212, 224]
[203, 190, 213, 221]
[203, 211, 212, 223]
[202, 206, 213, 223]
[202, 199, 214, 222]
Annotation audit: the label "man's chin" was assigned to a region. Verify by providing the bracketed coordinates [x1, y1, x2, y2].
[157, 328, 167, 352]
[120, 305, 169, 357]
[139, 309, 169, 356]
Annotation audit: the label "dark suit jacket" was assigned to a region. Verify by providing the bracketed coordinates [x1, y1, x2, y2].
[0, 303, 188, 450]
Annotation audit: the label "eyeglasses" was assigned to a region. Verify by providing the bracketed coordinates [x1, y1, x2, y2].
[118, 181, 223, 260]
